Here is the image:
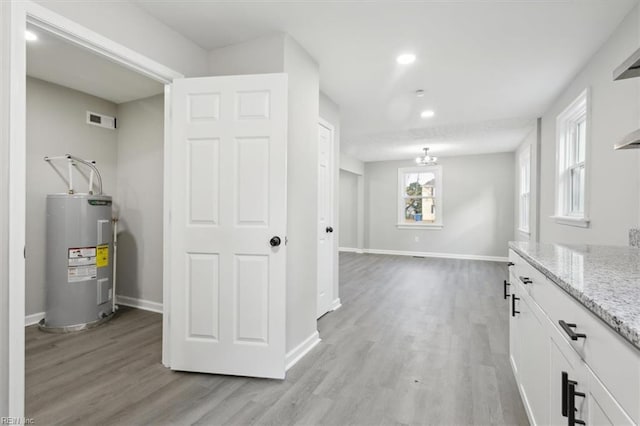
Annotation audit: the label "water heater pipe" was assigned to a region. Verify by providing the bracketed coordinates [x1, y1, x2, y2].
[44, 154, 104, 195]
[112, 217, 119, 314]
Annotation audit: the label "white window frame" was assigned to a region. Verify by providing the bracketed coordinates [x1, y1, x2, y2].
[397, 165, 443, 229]
[553, 89, 590, 228]
[518, 147, 531, 235]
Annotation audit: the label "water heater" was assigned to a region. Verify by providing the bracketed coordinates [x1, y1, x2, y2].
[40, 155, 116, 332]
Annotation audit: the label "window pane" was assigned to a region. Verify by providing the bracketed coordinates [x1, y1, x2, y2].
[577, 119, 586, 163]
[403, 197, 436, 224]
[570, 166, 584, 214]
[520, 194, 529, 231]
[404, 172, 435, 197]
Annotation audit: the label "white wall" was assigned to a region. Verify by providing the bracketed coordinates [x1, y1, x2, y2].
[207, 34, 321, 353]
[340, 152, 364, 176]
[365, 153, 515, 258]
[25, 77, 118, 316]
[208, 34, 286, 75]
[34, 1, 208, 78]
[339, 170, 358, 248]
[283, 36, 320, 351]
[539, 6, 640, 245]
[115, 94, 164, 305]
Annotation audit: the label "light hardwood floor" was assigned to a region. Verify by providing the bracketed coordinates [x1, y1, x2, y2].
[26, 253, 528, 425]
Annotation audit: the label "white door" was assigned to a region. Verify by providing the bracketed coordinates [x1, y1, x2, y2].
[169, 74, 288, 379]
[317, 120, 334, 318]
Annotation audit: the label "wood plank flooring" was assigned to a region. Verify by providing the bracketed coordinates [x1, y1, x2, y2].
[26, 253, 528, 425]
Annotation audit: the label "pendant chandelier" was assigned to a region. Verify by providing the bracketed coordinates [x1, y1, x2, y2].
[415, 147, 437, 166]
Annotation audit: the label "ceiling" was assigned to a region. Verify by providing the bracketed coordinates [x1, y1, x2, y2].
[133, 0, 638, 161]
[26, 23, 164, 104]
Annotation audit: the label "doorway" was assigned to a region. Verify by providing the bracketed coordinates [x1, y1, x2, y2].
[23, 21, 169, 420]
[3, 2, 182, 417]
[317, 119, 336, 318]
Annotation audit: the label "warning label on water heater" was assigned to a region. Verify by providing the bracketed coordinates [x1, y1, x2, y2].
[68, 247, 97, 282]
[96, 245, 109, 268]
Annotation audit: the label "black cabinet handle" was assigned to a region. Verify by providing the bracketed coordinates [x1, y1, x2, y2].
[568, 380, 586, 425]
[269, 236, 282, 247]
[519, 276, 533, 285]
[325, 226, 334, 233]
[511, 295, 520, 317]
[507, 262, 515, 267]
[559, 320, 587, 341]
[503, 280, 511, 300]
[562, 371, 570, 417]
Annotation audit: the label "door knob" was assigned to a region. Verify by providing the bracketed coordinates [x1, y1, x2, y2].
[326, 226, 334, 233]
[269, 236, 281, 247]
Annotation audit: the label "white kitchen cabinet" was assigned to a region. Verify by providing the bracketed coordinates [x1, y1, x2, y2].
[507, 249, 639, 426]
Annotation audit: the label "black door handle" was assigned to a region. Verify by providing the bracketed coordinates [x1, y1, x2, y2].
[559, 320, 587, 341]
[519, 276, 533, 285]
[503, 280, 511, 300]
[269, 236, 281, 247]
[326, 226, 333, 233]
[507, 262, 515, 267]
[511, 295, 520, 317]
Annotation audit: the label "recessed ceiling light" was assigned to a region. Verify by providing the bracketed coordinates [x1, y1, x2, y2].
[396, 53, 416, 65]
[421, 110, 435, 118]
[25, 30, 38, 42]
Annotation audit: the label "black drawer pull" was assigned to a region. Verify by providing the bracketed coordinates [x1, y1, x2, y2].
[507, 262, 515, 267]
[503, 280, 511, 300]
[519, 276, 532, 285]
[559, 320, 587, 341]
[511, 295, 520, 317]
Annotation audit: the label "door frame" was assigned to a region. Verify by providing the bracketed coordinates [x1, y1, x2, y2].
[3, 1, 182, 416]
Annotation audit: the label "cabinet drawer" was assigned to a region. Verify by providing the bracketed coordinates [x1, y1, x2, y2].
[508, 250, 547, 298]
[531, 269, 640, 423]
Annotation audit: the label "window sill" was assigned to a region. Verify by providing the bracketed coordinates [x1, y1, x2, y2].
[551, 216, 590, 228]
[397, 223, 443, 230]
[518, 228, 531, 236]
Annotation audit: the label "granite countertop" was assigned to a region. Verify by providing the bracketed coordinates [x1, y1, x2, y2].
[509, 241, 640, 351]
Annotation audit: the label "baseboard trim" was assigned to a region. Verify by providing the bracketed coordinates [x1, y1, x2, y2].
[116, 295, 163, 314]
[329, 298, 342, 312]
[339, 247, 363, 253]
[362, 248, 508, 262]
[285, 331, 321, 371]
[25, 312, 45, 327]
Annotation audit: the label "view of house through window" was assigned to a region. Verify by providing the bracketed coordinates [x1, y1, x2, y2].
[397, 166, 443, 228]
[403, 171, 436, 223]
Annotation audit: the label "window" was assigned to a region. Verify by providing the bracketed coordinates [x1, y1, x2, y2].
[397, 166, 443, 229]
[555, 89, 590, 228]
[519, 147, 531, 234]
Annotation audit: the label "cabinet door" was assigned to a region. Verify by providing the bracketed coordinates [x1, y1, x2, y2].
[518, 293, 550, 426]
[585, 367, 635, 426]
[509, 288, 521, 379]
[549, 335, 585, 426]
